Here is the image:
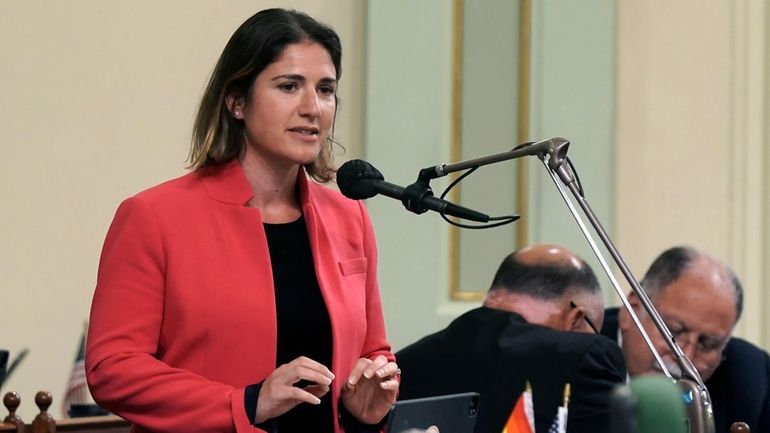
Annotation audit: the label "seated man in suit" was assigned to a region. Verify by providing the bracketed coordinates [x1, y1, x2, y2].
[397, 244, 626, 433]
[600, 246, 770, 433]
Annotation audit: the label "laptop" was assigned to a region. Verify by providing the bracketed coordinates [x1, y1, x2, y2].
[385, 392, 480, 433]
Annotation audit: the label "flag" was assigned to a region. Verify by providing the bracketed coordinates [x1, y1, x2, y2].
[547, 383, 571, 433]
[62, 325, 91, 417]
[502, 382, 535, 433]
[547, 406, 568, 433]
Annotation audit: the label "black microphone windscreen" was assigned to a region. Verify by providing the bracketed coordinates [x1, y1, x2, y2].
[337, 159, 385, 200]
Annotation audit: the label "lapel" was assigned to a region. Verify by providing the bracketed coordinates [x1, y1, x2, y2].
[198, 159, 254, 206]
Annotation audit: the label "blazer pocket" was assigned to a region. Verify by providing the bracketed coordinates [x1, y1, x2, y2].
[338, 257, 367, 275]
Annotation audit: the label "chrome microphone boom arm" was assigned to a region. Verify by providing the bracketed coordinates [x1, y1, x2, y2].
[423, 137, 714, 433]
[538, 139, 714, 433]
[537, 140, 700, 381]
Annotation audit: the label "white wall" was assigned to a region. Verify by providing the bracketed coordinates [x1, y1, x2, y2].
[369, 0, 770, 355]
[365, 0, 460, 350]
[615, 0, 770, 348]
[0, 0, 366, 420]
[526, 0, 618, 300]
[366, 0, 618, 350]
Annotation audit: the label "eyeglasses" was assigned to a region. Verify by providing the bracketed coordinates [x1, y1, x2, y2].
[663, 322, 729, 361]
[569, 301, 599, 334]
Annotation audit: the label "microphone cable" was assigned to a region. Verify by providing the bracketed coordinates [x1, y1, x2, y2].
[437, 165, 520, 230]
[434, 143, 586, 229]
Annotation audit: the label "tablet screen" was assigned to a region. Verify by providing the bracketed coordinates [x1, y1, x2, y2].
[385, 392, 480, 433]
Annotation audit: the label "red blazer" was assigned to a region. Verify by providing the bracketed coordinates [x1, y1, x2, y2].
[86, 161, 393, 433]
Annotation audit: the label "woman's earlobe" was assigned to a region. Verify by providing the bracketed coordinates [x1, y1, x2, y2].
[225, 93, 244, 118]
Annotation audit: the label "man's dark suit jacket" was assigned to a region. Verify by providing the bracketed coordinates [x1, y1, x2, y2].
[396, 307, 626, 433]
[601, 307, 770, 433]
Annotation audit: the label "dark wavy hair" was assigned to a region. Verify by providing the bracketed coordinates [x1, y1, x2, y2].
[189, 8, 342, 182]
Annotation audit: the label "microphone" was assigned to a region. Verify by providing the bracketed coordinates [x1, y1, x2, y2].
[609, 376, 688, 433]
[337, 159, 490, 222]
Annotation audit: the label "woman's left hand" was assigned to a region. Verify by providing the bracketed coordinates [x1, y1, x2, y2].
[341, 355, 400, 424]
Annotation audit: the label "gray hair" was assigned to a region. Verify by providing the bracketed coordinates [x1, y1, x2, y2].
[640, 246, 744, 321]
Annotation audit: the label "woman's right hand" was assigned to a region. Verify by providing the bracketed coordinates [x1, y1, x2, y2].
[254, 356, 334, 424]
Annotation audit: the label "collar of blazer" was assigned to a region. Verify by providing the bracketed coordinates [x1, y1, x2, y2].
[197, 159, 312, 207]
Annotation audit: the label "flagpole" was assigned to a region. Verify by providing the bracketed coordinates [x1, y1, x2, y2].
[563, 383, 570, 408]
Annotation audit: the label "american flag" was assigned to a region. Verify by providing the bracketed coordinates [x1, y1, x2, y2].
[62, 327, 90, 417]
[547, 406, 568, 433]
[547, 383, 571, 433]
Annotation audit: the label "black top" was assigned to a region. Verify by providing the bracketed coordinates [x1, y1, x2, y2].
[396, 307, 626, 433]
[248, 216, 334, 433]
[601, 307, 770, 433]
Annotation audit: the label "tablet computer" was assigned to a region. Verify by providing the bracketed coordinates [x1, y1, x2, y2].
[385, 392, 480, 433]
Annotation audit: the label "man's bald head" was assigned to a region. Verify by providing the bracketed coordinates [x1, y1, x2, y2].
[515, 244, 586, 270]
[620, 246, 743, 381]
[488, 244, 600, 299]
[641, 246, 743, 320]
[484, 244, 603, 333]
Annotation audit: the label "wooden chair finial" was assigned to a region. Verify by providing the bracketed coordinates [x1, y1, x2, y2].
[31, 390, 56, 433]
[3, 391, 24, 433]
[730, 422, 751, 433]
